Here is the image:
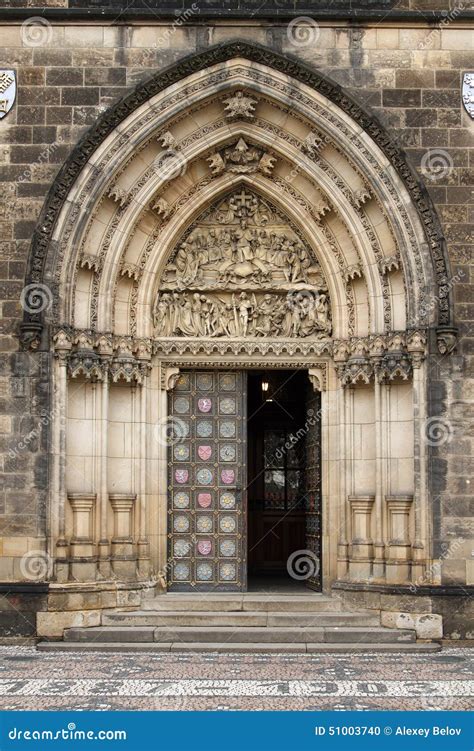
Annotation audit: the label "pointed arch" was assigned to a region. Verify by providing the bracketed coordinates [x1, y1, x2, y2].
[22, 40, 454, 351]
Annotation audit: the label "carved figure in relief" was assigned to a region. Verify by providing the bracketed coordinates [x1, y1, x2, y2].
[153, 289, 331, 339]
[153, 189, 332, 340]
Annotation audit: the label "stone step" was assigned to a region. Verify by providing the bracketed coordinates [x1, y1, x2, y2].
[103, 610, 379, 628]
[38, 641, 441, 654]
[142, 594, 342, 613]
[63, 625, 416, 644]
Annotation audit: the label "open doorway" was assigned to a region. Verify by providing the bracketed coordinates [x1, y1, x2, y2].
[247, 370, 320, 591]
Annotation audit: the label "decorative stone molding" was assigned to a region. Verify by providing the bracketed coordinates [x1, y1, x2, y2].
[223, 90, 257, 120]
[157, 130, 176, 149]
[120, 262, 141, 281]
[378, 255, 400, 276]
[207, 138, 276, 177]
[53, 329, 152, 383]
[150, 197, 171, 220]
[79, 253, 102, 273]
[338, 358, 373, 386]
[154, 337, 332, 360]
[352, 188, 371, 208]
[68, 352, 106, 381]
[308, 366, 327, 392]
[302, 132, 324, 157]
[107, 185, 128, 208]
[161, 366, 180, 391]
[343, 264, 363, 283]
[377, 351, 412, 382]
[53, 327, 73, 354]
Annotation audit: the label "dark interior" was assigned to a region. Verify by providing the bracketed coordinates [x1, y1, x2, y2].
[247, 370, 308, 586]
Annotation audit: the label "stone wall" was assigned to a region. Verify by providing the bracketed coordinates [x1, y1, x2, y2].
[0, 13, 472, 633]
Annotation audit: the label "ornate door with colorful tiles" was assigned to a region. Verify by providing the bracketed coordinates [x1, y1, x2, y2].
[167, 370, 247, 591]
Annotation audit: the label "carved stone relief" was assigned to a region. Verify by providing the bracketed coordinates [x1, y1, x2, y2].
[207, 138, 276, 177]
[154, 189, 331, 340]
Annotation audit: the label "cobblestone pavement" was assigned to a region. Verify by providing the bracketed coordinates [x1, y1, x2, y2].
[0, 646, 472, 711]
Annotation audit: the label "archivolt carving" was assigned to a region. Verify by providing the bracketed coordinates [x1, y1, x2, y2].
[23, 42, 453, 350]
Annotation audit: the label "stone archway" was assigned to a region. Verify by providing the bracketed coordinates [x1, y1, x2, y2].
[22, 42, 457, 625]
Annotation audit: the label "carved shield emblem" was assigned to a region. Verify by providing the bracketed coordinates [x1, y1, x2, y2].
[462, 73, 474, 119]
[175, 469, 189, 484]
[198, 444, 212, 461]
[0, 71, 16, 120]
[197, 540, 212, 556]
[197, 492, 212, 508]
[221, 469, 235, 485]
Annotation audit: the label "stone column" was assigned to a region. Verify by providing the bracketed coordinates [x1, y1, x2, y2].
[411, 354, 428, 583]
[137, 374, 150, 577]
[373, 369, 385, 579]
[97, 368, 111, 578]
[54, 352, 69, 582]
[337, 384, 349, 577]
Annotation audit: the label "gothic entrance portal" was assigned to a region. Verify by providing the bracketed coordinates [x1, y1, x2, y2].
[28, 45, 454, 636]
[167, 368, 321, 593]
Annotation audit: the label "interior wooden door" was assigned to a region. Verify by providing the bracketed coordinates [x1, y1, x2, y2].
[167, 370, 247, 591]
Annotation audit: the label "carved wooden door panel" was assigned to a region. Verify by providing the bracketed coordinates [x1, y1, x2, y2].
[304, 384, 322, 591]
[167, 370, 247, 592]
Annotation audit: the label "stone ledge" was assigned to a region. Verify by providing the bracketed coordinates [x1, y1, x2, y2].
[0, 582, 49, 594]
[1, 6, 473, 22]
[333, 581, 474, 597]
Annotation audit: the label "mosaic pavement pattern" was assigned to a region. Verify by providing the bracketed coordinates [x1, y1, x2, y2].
[0, 646, 472, 711]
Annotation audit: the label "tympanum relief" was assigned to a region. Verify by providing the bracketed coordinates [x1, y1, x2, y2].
[153, 189, 332, 339]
